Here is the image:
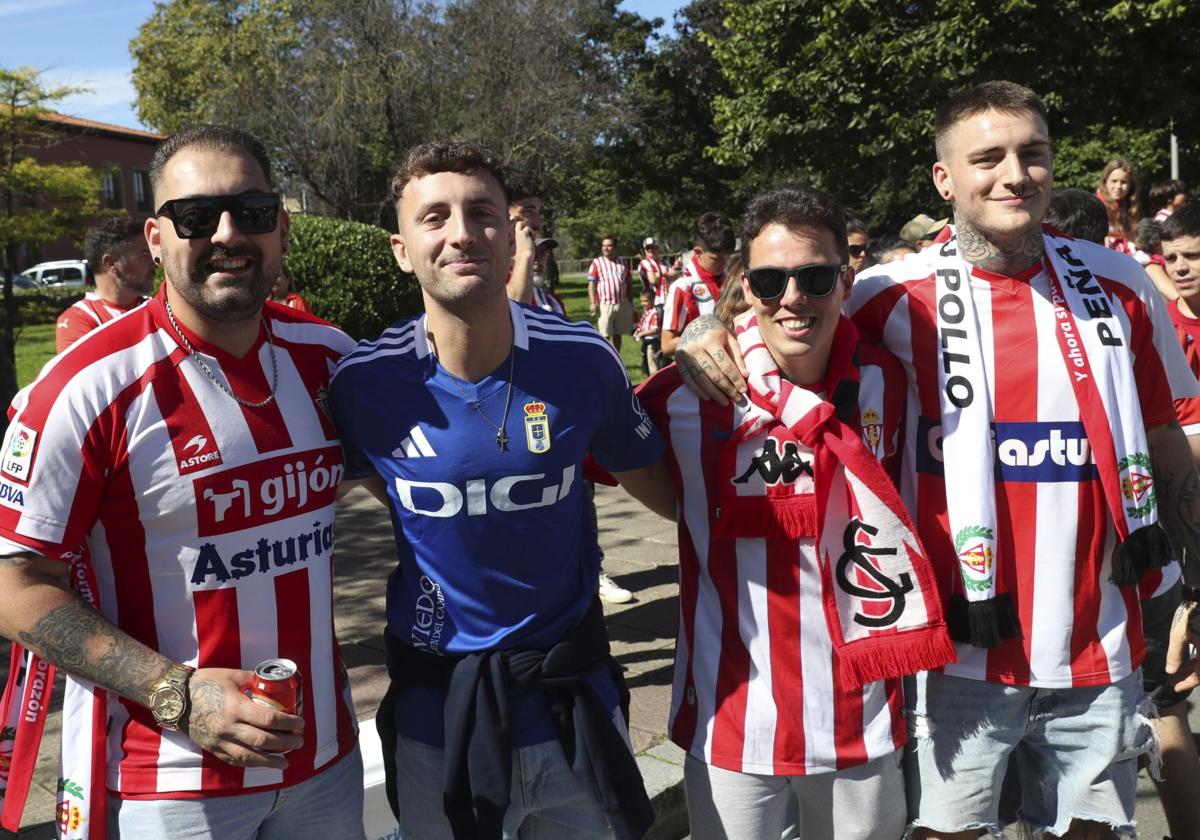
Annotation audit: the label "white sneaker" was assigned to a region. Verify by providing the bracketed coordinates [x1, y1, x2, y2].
[598, 572, 633, 604]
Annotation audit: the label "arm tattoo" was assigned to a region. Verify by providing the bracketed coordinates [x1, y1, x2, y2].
[182, 676, 224, 749]
[1151, 420, 1200, 585]
[18, 596, 171, 706]
[677, 314, 728, 350]
[955, 214, 1044, 276]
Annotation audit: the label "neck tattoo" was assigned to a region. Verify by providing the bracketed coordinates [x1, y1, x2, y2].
[954, 215, 1044, 276]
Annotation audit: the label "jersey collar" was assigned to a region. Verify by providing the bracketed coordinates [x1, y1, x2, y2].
[412, 299, 531, 361]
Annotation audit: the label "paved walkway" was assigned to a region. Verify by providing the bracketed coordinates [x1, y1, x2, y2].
[6, 485, 1191, 838]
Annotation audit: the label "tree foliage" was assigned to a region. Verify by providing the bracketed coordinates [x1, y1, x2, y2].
[0, 67, 102, 419]
[706, 0, 1200, 233]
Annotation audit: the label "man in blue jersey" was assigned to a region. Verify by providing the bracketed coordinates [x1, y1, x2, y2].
[328, 140, 675, 840]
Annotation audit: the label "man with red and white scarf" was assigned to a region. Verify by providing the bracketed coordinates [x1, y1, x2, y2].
[670, 81, 1200, 839]
[636, 184, 955, 839]
[660, 212, 735, 358]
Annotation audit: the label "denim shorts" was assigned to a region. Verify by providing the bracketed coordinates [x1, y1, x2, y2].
[904, 669, 1152, 838]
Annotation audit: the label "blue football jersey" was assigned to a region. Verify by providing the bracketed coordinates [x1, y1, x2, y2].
[329, 302, 663, 744]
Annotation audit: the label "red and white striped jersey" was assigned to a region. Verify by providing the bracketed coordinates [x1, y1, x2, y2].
[55, 293, 145, 353]
[0, 288, 359, 796]
[1170, 299, 1200, 436]
[587, 255, 631, 304]
[849, 238, 1196, 689]
[663, 256, 723, 335]
[637, 344, 906, 776]
[635, 306, 660, 338]
[638, 257, 672, 305]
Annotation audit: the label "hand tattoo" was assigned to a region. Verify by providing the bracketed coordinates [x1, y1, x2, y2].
[182, 676, 225, 751]
[677, 314, 727, 351]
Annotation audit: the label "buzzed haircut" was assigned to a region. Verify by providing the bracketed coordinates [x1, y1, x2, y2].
[1044, 188, 1108, 244]
[740, 184, 848, 266]
[694, 212, 736, 254]
[84, 215, 145, 274]
[934, 80, 1048, 160]
[1150, 179, 1186, 211]
[506, 170, 544, 203]
[1160, 204, 1200, 241]
[392, 141, 509, 212]
[149, 124, 272, 203]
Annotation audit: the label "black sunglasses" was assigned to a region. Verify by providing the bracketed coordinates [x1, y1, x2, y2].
[743, 263, 847, 300]
[155, 193, 281, 239]
[848, 244, 866, 257]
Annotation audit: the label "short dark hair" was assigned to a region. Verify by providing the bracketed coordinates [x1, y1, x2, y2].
[740, 184, 848, 266]
[1133, 219, 1161, 253]
[1161, 204, 1200, 241]
[150, 124, 272, 204]
[1044, 188, 1108, 244]
[506, 170, 543, 203]
[1150, 179, 1186, 211]
[694, 212, 736, 254]
[392, 141, 509, 211]
[867, 234, 914, 265]
[934, 81, 1048, 160]
[85, 215, 145, 274]
[846, 215, 869, 238]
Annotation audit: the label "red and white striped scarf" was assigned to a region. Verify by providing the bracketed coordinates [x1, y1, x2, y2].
[713, 314, 956, 688]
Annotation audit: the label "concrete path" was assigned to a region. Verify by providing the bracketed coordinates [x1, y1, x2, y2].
[5, 484, 1189, 838]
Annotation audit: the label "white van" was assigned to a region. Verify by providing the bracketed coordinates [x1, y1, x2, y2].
[19, 260, 91, 289]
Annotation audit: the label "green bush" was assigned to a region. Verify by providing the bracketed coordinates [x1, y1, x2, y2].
[285, 214, 423, 340]
[12, 288, 84, 325]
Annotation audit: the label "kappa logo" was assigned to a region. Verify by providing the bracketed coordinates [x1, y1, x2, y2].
[392, 426, 437, 458]
[733, 438, 813, 486]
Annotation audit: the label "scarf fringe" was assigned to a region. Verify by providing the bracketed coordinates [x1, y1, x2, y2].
[946, 594, 1021, 648]
[836, 628, 960, 689]
[1110, 523, 1172, 587]
[712, 496, 819, 540]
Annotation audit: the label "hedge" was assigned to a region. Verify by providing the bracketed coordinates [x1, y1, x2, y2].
[285, 214, 423, 340]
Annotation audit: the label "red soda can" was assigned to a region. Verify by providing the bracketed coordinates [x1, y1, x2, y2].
[243, 658, 302, 716]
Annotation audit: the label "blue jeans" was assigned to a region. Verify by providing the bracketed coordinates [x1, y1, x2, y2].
[904, 670, 1151, 837]
[391, 733, 616, 839]
[108, 746, 365, 839]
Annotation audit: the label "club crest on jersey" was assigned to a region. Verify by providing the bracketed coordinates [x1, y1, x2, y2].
[691, 282, 713, 302]
[1119, 452, 1155, 518]
[314, 384, 334, 426]
[1, 422, 38, 483]
[861, 407, 882, 456]
[56, 777, 86, 838]
[524, 401, 552, 454]
[955, 525, 995, 591]
[836, 518, 913, 628]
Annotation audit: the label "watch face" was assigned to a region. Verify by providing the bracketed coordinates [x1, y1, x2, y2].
[152, 689, 185, 723]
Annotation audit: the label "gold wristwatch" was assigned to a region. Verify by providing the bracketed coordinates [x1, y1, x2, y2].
[149, 664, 195, 731]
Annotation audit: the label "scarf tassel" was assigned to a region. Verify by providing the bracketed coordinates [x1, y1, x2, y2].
[711, 496, 819, 541]
[836, 628, 960, 690]
[946, 594, 1020, 649]
[1110, 523, 1172, 588]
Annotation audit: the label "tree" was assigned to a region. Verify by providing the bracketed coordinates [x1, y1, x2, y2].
[705, 0, 1200, 234]
[0, 67, 102, 417]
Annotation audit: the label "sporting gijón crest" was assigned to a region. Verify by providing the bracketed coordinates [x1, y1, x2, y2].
[733, 438, 813, 486]
[836, 518, 913, 628]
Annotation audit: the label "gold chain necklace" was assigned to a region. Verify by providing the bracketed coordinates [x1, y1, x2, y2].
[165, 298, 278, 409]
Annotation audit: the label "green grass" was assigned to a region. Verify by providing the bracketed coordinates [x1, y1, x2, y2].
[556, 272, 648, 385]
[15, 322, 57, 387]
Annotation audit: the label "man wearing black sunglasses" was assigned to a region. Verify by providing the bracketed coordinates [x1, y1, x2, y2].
[0, 125, 365, 838]
[635, 184, 953, 839]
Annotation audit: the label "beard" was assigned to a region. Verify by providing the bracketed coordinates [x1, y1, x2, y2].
[162, 242, 276, 323]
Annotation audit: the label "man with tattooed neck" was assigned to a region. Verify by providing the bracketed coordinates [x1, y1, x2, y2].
[673, 81, 1200, 839]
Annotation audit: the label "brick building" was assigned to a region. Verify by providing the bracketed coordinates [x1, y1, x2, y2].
[20, 112, 164, 267]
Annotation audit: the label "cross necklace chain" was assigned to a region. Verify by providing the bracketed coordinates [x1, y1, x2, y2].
[444, 350, 516, 452]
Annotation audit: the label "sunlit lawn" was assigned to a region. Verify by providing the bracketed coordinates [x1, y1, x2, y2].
[16, 322, 56, 387]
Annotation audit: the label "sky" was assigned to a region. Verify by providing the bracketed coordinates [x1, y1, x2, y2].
[0, 0, 688, 132]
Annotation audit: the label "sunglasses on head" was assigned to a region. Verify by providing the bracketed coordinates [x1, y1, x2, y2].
[848, 244, 866, 257]
[155, 193, 281, 239]
[743, 263, 847, 300]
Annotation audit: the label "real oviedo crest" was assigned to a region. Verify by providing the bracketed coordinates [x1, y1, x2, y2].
[524, 401, 552, 454]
